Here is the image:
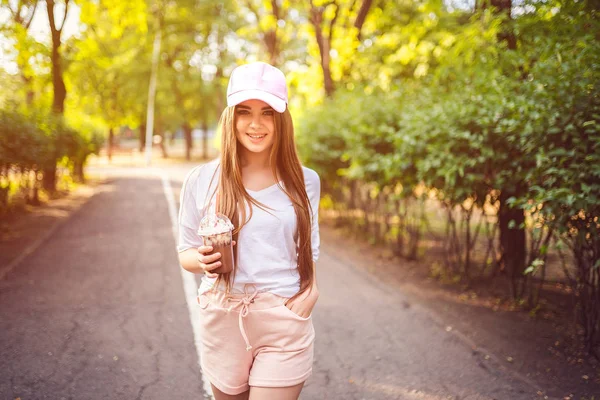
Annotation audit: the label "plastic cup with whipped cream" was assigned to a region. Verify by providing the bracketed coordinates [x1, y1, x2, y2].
[197, 213, 235, 274]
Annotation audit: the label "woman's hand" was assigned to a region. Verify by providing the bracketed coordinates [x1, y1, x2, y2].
[197, 240, 236, 278]
[285, 286, 319, 318]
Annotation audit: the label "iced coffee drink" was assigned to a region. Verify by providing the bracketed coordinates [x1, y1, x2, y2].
[197, 213, 235, 274]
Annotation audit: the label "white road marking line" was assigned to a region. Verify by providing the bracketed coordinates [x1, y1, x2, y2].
[159, 169, 214, 399]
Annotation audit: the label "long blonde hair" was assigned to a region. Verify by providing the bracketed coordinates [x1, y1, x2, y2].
[209, 106, 314, 301]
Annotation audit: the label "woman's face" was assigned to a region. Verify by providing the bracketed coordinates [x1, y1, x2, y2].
[235, 99, 276, 156]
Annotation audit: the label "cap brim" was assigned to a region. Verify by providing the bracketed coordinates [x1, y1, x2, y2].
[227, 89, 287, 113]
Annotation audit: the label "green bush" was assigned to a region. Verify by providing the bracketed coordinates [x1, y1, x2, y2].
[296, 0, 600, 353]
[0, 107, 103, 211]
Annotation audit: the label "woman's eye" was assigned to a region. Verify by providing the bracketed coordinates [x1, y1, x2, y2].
[236, 109, 273, 116]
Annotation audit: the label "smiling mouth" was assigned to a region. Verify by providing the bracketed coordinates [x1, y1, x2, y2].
[247, 133, 266, 139]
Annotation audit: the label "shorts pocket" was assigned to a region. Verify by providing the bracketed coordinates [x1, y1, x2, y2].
[197, 290, 226, 311]
[279, 304, 312, 321]
[197, 293, 211, 309]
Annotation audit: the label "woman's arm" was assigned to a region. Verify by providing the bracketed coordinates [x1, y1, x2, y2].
[178, 248, 203, 274]
[310, 261, 319, 296]
[285, 261, 319, 317]
[178, 243, 234, 276]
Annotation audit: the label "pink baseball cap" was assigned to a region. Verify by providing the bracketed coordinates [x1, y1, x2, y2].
[227, 62, 288, 113]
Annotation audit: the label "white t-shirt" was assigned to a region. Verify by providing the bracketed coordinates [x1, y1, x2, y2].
[177, 158, 320, 298]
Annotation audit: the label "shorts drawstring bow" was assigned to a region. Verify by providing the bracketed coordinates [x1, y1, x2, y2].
[226, 284, 258, 351]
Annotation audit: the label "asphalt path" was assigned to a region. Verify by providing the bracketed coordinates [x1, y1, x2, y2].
[0, 165, 541, 400]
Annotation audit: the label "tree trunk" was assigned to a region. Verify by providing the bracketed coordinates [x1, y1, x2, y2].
[394, 198, 405, 257]
[478, 0, 516, 49]
[182, 122, 193, 161]
[139, 123, 146, 152]
[43, 0, 70, 192]
[308, 3, 336, 97]
[202, 119, 209, 160]
[407, 199, 423, 261]
[108, 127, 114, 162]
[492, 0, 516, 49]
[159, 132, 169, 158]
[74, 158, 85, 183]
[214, 27, 226, 118]
[29, 168, 41, 206]
[266, 0, 281, 66]
[50, 37, 66, 113]
[498, 188, 527, 298]
[47, 0, 68, 114]
[22, 74, 34, 105]
[353, 0, 373, 40]
[42, 164, 57, 192]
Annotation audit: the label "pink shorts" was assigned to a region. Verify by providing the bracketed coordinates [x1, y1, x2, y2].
[197, 285, 315, 395]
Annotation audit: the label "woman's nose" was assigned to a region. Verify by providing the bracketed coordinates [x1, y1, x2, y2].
[249, 115, 261, 128]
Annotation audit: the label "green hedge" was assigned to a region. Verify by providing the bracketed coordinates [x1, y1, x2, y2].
[297, 4, 600, 352]
[0, 108, 103, 210]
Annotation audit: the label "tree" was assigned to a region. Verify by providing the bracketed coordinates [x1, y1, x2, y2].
[41, 0, 71, 191]
[70, 0, 149, 161]
[159, 0, 219, 160]
[46, 0, 69, 114]
[302, 0, 374, 96]
[1, 0, 39, 105]
[238, 0, 296, 67]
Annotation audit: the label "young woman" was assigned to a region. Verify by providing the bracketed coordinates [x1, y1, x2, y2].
[177, 61, 320, 400]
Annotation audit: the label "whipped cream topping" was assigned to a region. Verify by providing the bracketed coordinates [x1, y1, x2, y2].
[197, 213, 234, 236]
